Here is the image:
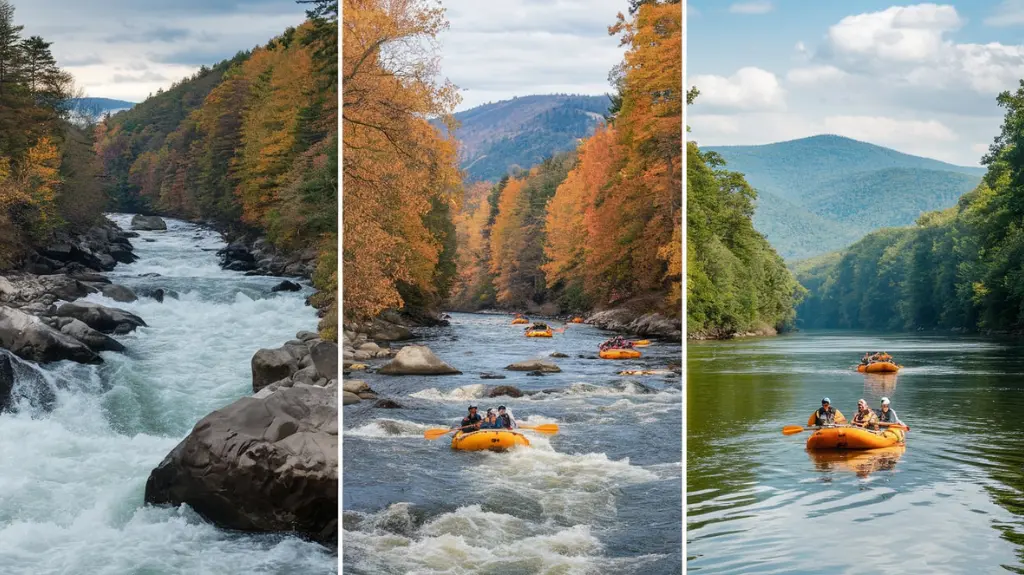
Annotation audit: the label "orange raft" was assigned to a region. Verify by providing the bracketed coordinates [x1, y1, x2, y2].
[570, 317, 584, 323]
[526, 329, 553, 337]
[451, 430, 530, 452]
[599, 349, 642, 359]
[806, 426, 906, 450]
[858, 362, 900, 373]
[511, 318, 529, 325]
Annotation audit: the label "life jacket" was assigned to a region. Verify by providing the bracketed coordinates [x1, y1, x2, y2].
[852, 408, 878, 428]
[810, 406, 842, 426]
[460, 414, 481, 429]
[497, 413, 513, 429]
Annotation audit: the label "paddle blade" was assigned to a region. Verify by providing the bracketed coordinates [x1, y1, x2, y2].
[423, 428, 454, 440]
[521, 423, 559, 434]
[782, 425, 808, 436]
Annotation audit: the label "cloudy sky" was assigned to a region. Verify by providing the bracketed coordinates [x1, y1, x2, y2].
[437, 0, 629, 111]
[16, 0, 308, 103]
[687, 0, 1024, 166]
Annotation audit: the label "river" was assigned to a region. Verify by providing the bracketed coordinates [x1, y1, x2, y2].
[688, 330, 1024, 573]
[342, 312, 682, 574]
[0, 215, 337, 574]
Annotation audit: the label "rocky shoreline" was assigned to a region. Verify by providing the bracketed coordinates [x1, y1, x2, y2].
[0, 214, 338, 548]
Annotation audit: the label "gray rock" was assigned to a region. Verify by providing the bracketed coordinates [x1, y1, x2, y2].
[505, 359, 561, 373]
[0, 306, 100, 364]
[487, 385, 524, 398]
[271, 280, 302, 292]
[60, 318, 125, 353]
[550, 352, 569, 358]
[144, 386, 337, 545]
[342, 379, 370, 394]
[479, 372, 506, 380]
[292, 365, 319, 387]
[130, 214, 167, 231]
[0, 352, 13, 412]
[310, 340, 338, 380]
[369, 319, 412, 342]
[296, 330, 319, 342]
[353, 350, 371, 361]
[56, 302, 146, 335]
[378, 345, 461, 376]
[373, 399, 402, 409]
[358, 342, 381, 352]
[343, 391, 361, 405]
[101, 284, 138, 303]
[251, 347, 299, 392]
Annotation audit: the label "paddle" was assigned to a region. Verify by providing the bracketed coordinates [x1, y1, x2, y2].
[517, 423, 559, 434]
[878, 422, 910, 431]
[423, 423, 478, 440]
[782, 425, 823, 436]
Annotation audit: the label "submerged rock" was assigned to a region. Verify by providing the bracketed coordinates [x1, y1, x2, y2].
[271, 280, 302, 292]
[378, 345, 461, 375]
[58, 318, 125, 353]
[505, 359, 561, 373]
[0, 306, 100, 364]
[487, 385, 523, 398]
[130, 214, 167, 231]
[0, 353, 13, 412]
[100, 283, 138, 303]
[144, 386, 337, 545]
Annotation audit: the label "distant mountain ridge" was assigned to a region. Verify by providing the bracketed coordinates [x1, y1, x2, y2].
[704, 135, 984, 260]
[71, 97, 136, 115]
[436, 94, 610, 182]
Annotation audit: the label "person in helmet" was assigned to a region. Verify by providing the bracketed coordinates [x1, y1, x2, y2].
[459, 405, 482, 431]
[808, 397, 846, 426]
[878, 397, 903, 426]
[851, 398, 879, 429]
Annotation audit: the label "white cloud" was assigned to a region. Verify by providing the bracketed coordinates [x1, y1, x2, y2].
[689, 67, 786, 111]
[786, 65, 847, 85]
[826, 4, 961, 64]
[985, 0, 1024, 27]
[439, 0, 627, 111]
[822, 115, 957, 145]
[729, 1, 773, 15]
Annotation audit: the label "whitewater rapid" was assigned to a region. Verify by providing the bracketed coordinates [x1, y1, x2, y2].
[0, 215, 336, 574]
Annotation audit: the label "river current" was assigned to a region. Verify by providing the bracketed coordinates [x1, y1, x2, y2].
[0, 215, 336, 574]
[342, 312, 683, 574]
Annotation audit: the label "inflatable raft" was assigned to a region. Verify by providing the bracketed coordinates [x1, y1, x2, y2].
[526, 329, 553, 337]
[806, 425, 905, 450]
[858, 362, 900, 373]
[511, 318, 529, 325]
[451, 430, 530, 452]
[632, 339, 651, 347]
[571, 317, 584, 323]
[599, 349, 642, 359]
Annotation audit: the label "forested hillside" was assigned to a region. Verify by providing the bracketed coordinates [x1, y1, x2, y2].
[450, 1, 681, 318]
[796, 81, 1024, 332]
[707, 135, 983, 260]
[437, 94, 610, 183]
[0, 0, 107, 268]
[94, 1, 338, 336]
[687, 94, 803, 338]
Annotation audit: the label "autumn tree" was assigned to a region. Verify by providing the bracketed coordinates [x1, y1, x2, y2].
[342, 0, 462, 320]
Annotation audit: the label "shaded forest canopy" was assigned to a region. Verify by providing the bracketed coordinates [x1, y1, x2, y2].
[94, 0, 338, 337]
[795, 80, 1024, 333]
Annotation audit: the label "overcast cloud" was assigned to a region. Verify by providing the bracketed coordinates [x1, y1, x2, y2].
[17, 0, 307, 102]
[437, 0, 628, 111]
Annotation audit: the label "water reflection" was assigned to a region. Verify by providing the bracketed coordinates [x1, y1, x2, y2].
[807, 446, 906, 479]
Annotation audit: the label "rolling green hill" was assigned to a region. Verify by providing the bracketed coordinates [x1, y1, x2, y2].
[706, 135, 984, 260]
[436, 94, 610, 182]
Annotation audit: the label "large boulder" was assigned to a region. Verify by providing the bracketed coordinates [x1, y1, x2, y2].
[310, 340, 338, 380]
[369, 319, 413, 342]
[506, 359, 561, 373]
[378, 345, 461, 375]
[251, 347, 299, 392]
[59, 318, 125, 353]
[144, 386, 337, 545]
[131, 215, 167, 231]
[0, 306, 100, 364]
[56, 302, 146, 334]
[100, 284, 138, 303]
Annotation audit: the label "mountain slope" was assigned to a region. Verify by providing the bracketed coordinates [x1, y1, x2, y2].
[438, 94, 610, 182]
[72, 97, 135, 114]
[705, 135, 984, 259]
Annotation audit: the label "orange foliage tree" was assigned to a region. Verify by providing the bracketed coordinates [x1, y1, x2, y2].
[342, 0, 462, 320]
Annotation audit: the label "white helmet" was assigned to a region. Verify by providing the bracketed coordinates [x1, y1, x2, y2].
[880, 397, 890, 405]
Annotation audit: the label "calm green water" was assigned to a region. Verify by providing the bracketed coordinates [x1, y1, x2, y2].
[688, 331, 1024, 573]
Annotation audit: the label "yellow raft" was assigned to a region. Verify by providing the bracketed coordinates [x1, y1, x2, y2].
[570, 317, 584, 323]
[511, 318, 529, 325]
[600, 349, 642, 359]
[858, 362, 900, 373]
[632, 339, 651, 347]
[806, 426, 905, 450]
[451, 430, 530, 452]
[526, 329, 553, 337]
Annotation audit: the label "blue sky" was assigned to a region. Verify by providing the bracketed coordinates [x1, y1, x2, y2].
[687, 1, 1024, 165]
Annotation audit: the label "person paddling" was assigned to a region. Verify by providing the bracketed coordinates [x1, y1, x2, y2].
[459, 405, 482, 432]
[479, 409, 503, 429]
[878, 397, 903, 426]
[851, 398, 879, 429]
[809, 397, 846, 426]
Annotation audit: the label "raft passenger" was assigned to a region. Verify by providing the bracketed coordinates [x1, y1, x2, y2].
[851, 398, 879, 429]
[809, 397, 846, 426]
[459, 405, 482, 431]
[479, 409, 503, 429]
[497, 405, 516, 429]
[878, 397, 902, 426]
